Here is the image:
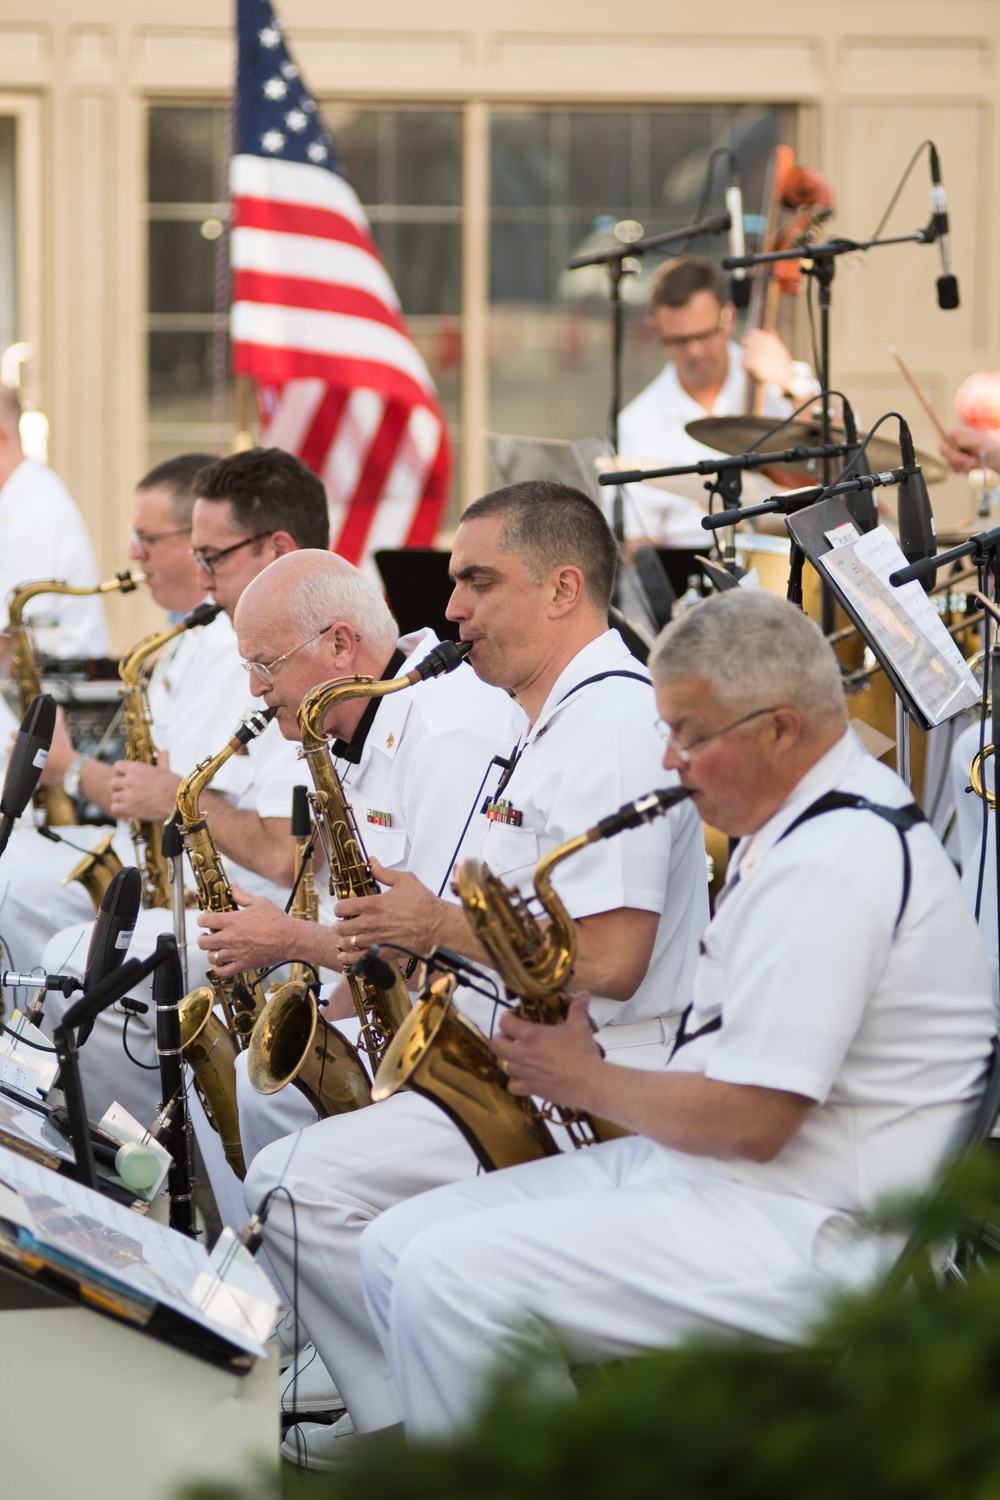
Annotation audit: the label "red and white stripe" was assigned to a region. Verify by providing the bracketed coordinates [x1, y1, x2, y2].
[230, 154, 450, 566]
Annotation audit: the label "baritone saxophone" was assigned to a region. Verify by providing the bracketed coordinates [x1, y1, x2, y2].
[245, 639, 473, 1110]
[373, 787, 694, 1171]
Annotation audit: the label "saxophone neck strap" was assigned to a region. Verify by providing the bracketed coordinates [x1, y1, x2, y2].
[555, 669, 651, 706]
[669, 789, 927, 1061]
[330, 648, 407, 764]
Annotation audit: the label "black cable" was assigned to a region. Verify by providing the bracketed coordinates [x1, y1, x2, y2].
[256, 961, 320, 987]
[820, 410, 909, 493]
[681, 147, 734, 256]
[974, 593, 991, 922]
[0, 1016, 56, 1053]
[743, 388, 855, 454]
[284, 830, 320, 915]
[122, 1010, 160, 1070]
[869, 140, 933, 242]
[805, 274, 821, 375]
[435, 752, 515, 900]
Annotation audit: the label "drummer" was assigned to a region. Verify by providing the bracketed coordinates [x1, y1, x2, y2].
[617, 256, 817, 550]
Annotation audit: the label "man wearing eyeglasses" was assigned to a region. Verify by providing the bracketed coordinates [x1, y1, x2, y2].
[616, 256, 815, 548]
[359, 589, 994, 1439]
[0, 454, 250, 977]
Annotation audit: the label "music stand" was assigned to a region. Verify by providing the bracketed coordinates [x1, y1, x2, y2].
[374, 549, 459, 643]
[786, 497, 980, 785]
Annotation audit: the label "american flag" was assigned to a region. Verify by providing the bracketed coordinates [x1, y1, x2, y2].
[230, 0, 452, 564]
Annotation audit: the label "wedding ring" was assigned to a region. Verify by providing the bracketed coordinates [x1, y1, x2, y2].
[212, 950, 221, 965]
[350, 934, 359, 951]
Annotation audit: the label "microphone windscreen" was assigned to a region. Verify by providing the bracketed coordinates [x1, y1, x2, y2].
[937, 275, 960, 311]
[83, 866, 142, 993]
[1, 693, 56, 819]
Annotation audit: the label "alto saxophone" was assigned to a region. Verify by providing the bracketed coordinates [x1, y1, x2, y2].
[175, 708, 277, 1179]
[7, 569, 144, 826]
[113, 600, 222, 909]
[373, 787, 694, 1171]
[245, 638, 472, 1108]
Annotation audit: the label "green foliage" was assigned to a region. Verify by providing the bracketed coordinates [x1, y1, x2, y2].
[182, 1149, 1000, 1500]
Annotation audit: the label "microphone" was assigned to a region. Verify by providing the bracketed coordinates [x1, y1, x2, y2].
[896, 420, 937, 592]
[929, 144, 959, 311]
[0, 693, 56, 857]
[725, 164, 750, 310]
[76, 866, 142, 1045]
[841, 397, 877, 534]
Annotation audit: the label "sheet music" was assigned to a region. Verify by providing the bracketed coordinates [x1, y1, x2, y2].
[0, 1144, 278, 1355]
[819, 526, 981, 726]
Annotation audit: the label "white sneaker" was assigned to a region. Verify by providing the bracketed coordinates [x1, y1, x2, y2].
[279, 1343, 346, 1418]
[281, 1412, 361, 1470]
[267, 1307, 307, 1372]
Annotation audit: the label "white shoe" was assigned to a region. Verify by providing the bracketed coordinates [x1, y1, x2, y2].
[279, 1343, 346, 1417]
[267, 1307, 307, 1371]
[281, 1412, 361, 1470]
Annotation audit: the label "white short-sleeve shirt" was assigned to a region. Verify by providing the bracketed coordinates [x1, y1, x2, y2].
[616, 343, 800, 548]
[468, 629, 709, 1036]
[668, 730, 996, 1214]
[0, 458, 109, 657]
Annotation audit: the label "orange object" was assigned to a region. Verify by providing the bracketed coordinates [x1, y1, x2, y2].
[954, 372, 1000, 434]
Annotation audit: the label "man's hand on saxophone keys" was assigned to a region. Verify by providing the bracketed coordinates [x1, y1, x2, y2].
[109, 752, 181, 821]
[197, 885, 315, 977]
[332, 857, 460, 958]
[490, 994, 605, 1107]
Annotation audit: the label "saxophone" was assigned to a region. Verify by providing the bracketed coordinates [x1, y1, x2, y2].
[175, 707, 278, 1179]
[112, 600, 222, 909]
[245, 638, 472, 1108]
[7, 569, 145, 825]
[373, 787, 694, 1171]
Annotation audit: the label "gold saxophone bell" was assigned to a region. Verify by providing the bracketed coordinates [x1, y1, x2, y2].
[177, 986, 247, 1180]
[970, 745, 995, 809]
[61, 830, 124, 907]
[246, 980, 373, 1117]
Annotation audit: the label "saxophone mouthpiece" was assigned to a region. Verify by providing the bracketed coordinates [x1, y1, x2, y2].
[233, 705, 278, 745]
[118, 570, 144, 591]
[412, 639, 473, 682]
[183, 601, 223, 629]
[593, 786, 694, 840]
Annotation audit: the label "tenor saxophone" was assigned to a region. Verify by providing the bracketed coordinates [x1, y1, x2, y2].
[112, 600, 222, 909]
[245, 639, 472, 1107]
[7, 569, 144, 825]
[373, 787, 694, 1171]
[175, 707, 277, 1179]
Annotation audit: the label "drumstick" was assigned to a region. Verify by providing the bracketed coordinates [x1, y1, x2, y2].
[889, 346, 951, 443]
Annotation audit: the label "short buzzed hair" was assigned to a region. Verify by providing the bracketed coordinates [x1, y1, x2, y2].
[650, 591, 846, 727]
[138, 453, 216, 526]
[195, 447, 330, 551]
[650, 255, 727, 313]
[460, 480, 617, 612]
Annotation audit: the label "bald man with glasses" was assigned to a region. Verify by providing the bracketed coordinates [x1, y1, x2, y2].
[615, 255, 815, 549]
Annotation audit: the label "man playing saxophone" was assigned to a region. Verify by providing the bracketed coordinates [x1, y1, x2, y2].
[0, 454, 249, 976]
[359, 591, 995, 1439]
[38, 449, 326, 1138]
[246, 480, 709, 1469]
[193, 546, 524, 1164]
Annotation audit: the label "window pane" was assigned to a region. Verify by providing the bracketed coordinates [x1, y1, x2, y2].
[566, 113, 631, 212]
[395, 112, 461, 206]
[148, 106, 226, 203]
[148, 220, 219, 316]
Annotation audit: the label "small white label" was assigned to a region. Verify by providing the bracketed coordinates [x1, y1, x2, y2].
[115, 927, 135, 950]
[31, 748, 48, 769]
[824, 521, 861, 549]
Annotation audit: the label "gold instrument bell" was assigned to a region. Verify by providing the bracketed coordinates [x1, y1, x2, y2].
[969, 744, 995, 809]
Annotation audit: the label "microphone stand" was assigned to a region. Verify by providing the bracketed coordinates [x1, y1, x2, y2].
[50, 939, 193, 1226]
[152, 933, 194, 1238]
[162, 813, 188, 994]
[567, 212, 732, 540]
[723, 225, 946, 632]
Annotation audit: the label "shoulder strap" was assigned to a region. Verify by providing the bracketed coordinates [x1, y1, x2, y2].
[557, 669, 650, 706]
[778, 791, 927, 932]
[670, 790, 926, 1062]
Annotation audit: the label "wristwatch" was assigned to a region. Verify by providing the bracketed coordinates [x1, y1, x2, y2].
[783, 362, 816, 405]
[64, 754, 88, 801]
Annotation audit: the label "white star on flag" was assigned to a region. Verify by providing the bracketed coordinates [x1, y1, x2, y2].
[259, 25, 281, 47]
[305, 140, 328, 162]
[260, 129, 285, 153]
[263, 76, 287, 100]
[285, 109, 307, 132]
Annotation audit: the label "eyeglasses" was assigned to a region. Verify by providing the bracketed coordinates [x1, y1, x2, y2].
[657, 318, 726, 351]
[655, 706, 779, 767]
[191, 530, 275, 578]
[242, 624, 338, 687]
[129, 525, 190, 555]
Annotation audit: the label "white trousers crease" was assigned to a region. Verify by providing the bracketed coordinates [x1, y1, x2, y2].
[359, 1136, 897, 1437]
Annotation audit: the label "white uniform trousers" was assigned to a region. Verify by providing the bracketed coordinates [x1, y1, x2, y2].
[245, 1031, 674, 1433]
[360, 1135, 899, 1437]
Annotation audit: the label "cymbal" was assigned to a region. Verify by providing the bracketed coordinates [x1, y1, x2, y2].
[935, 515, 1000, 547]
[593, 453, 721, 504]
[685, 415, 947, 485]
